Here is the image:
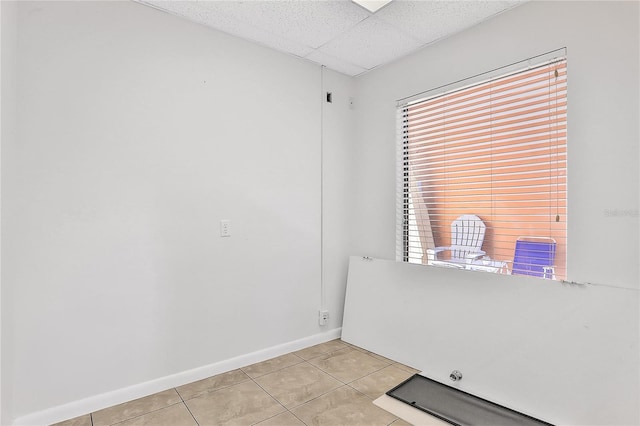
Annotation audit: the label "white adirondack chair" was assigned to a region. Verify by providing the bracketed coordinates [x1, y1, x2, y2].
[426, 214, 486, 269]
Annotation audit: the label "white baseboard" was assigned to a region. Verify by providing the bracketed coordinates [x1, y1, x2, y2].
[13, 328, 342, 426]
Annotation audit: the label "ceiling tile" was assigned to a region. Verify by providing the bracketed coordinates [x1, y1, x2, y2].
[202, 0, 373, 49]
[137, 0, 527, 77]
[376, 0, 525, 44]
[305, 50, 368, 77]
[317, 16, 423, 70]
[142, 1, 314, 57]
[147, 0, 371, 50]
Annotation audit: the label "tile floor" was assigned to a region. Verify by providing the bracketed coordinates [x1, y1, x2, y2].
[53, 339, 419, 426]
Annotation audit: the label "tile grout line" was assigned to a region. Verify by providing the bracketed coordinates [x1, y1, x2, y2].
[345, 382, 377, 400]
[248, 376, 308, 425]
[300, 359, 348, 387]
[176, 387, 200, 426]
[285, 381, 350, 412]
[294, 340, 351, 361]
[177, 374, 253, 402]
[240, 344, 354, 407]
[344, 361, 396, 386]
[286, 409, 309, 426]
[343, 365, 410, 426]
[344, 382, 404, 425]
[294, 349, 349, 363]
[253, 376, 401, 426]
[249, 376, 288, 411]
[302, 350, 411, 416]
[307, 349, 394, 386]
[284, 385, 347, 418]
[341, 341, 421, 373]
[248, 359, 345, 418]
[243, 346, 358, 424]
[102, 400, 184, 426]
[242, 358, 307, 380]
[340, 340, 413, 366]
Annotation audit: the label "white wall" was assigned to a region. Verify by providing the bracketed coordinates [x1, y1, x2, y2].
[321, 70, 357, 329]
[353, 0, 639, 289]
[348, 2, 639, 424]
[343, 257, 639, 426]
[2, 1, 354, 422]
[1, 1, 18, 424]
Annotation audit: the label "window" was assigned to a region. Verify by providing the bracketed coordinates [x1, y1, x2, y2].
[397, 52, 567, 280]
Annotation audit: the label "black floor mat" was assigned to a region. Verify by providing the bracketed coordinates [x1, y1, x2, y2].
[386, 374, 553, 426]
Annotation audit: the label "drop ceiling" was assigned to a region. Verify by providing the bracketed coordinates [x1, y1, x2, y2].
[137, 0, 525, 77]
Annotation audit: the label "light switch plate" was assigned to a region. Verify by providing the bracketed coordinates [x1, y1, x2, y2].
[220, 220, 231, 237]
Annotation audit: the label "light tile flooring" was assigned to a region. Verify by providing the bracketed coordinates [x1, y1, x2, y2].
[53, 340, 418, 426]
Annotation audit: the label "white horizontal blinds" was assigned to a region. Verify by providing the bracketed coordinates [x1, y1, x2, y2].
[403, 58, 567, 279]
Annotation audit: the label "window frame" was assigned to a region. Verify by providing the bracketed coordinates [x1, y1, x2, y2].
[396, 50, 567, 280]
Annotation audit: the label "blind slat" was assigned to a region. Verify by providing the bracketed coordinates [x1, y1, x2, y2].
[407, 65, 567, 114]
